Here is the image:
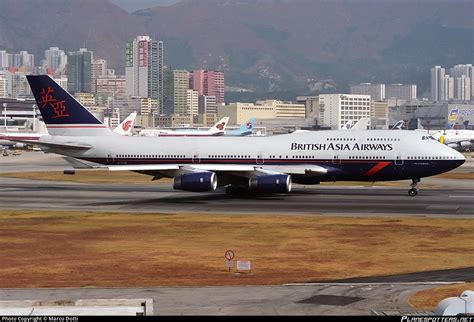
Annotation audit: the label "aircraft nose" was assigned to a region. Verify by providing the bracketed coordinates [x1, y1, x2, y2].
[449, 149, 465, 169]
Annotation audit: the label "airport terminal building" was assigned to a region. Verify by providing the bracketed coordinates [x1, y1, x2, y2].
[389, 102, 474, 130]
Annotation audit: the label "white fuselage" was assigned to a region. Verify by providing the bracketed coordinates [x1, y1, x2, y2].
[38, 129, 465, 182]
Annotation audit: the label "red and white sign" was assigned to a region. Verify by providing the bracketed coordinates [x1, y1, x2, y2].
[224, 250, 235, 260]
[236, 260, 251, 272]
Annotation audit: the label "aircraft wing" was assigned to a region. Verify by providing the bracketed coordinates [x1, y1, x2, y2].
[105, 163, 327, 176]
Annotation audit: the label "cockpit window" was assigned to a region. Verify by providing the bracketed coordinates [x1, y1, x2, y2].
[422, 135, 435, 140]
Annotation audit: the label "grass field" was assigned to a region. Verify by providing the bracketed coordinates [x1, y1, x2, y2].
[409, 282, 474, 309]
[0, 210, 473, 288]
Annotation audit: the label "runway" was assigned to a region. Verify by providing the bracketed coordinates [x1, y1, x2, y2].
[1, 176, 473, 216]
[1, 264, 472, 316]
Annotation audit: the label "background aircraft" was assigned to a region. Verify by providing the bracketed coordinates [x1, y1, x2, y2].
[139, 117, 229, 137]
[0, 119, 48, 148]
[113, 112, 137, 136]
[225, 117, 256, 136]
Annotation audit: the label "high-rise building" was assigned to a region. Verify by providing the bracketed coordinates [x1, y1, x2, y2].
[318, 94, 371, 129]
[431, 66, 447, 101]
[52, 75, 68, 90]
[67, 48, 93, 94]
[370, 100, 389, 129]
[96, 75, 126, 99]
[18, 51, 34, 68]
[163, 69, 189, 115]
[11, 73, 31, 98]
[125, 36, 164, 104]
[198, 95, 217, 115]
[0, 75, 8, 98]
[296, 96, 320, 119]
[74, 92, 96, 107]
[41, 47, 67, 74]
[450, 64, 473, 100]
[189, 70, 225, 104]
[350, 83, 385, 101]
[455, 75, 471, 101]
[91, 59, 107, 93]
[386, 84, 417, 101]
[186, 89, 199, 116]
[443, 75, 454, 101]
[0, 51, 8, 68]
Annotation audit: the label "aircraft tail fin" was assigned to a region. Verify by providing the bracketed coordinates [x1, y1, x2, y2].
[340, 120, 353, 130]
[391, 120, 405, 130]
[239, 117, 256, 132]
[113, 112, 137, 136]
[26, 75, 113, 136]
[351, 118, 370, 130]
[207, 117, 229, 135]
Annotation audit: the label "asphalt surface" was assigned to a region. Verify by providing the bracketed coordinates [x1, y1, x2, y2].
[0, 283, 459, 315]
[1, 152, 472, 217]
[0, 177, 472, 216]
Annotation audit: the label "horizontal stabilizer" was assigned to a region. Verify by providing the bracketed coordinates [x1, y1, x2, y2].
[62, 157, 101, 169]
[12, 139, 92, 150]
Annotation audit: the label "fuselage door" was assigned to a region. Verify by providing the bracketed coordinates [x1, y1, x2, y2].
[192, 151, 200, 164]
[256, 152, 264, 165]
[332, 155, 341, 165]
[395, 154, 404, 165]
[106, 152, 114, 164]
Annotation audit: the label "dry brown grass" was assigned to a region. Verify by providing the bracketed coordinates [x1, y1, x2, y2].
[433, 171, 474, 180]
[0, 210, 472, 288]
[409, 282, 474, 309]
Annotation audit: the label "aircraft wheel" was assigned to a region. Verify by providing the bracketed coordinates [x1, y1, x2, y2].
[408, 188, 418, 197]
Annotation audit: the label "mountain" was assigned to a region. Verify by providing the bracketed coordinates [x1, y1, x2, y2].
[0, 0, 146, 71]
[110, 0, 181, 13]
[0, 0, 472, 97]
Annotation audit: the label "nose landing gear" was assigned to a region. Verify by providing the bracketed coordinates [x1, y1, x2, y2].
[408, 178, 420, 196]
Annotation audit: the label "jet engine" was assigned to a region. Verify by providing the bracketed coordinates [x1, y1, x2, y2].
[249, 174, 292, 193]
[173, 172, 217, 192]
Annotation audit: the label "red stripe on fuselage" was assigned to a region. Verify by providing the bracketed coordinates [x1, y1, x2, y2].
[363, 161, 392, 176]
[46, 125, 107, 128]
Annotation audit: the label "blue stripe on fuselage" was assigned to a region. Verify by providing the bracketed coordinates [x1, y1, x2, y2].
[79, 158, 464, 182]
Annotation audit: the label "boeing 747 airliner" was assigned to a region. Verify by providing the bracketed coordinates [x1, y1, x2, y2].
[20, 76, 465, 197]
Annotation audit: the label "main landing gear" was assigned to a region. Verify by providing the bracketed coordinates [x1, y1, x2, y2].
[408, 178, 420, 197]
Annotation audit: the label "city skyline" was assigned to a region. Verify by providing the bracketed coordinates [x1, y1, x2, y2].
[0, 0, 471, 97]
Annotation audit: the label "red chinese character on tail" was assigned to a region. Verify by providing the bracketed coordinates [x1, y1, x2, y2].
[39, 87, 70, 118]
[51, 100, 70, 118]
[39, 87, 56, 108]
